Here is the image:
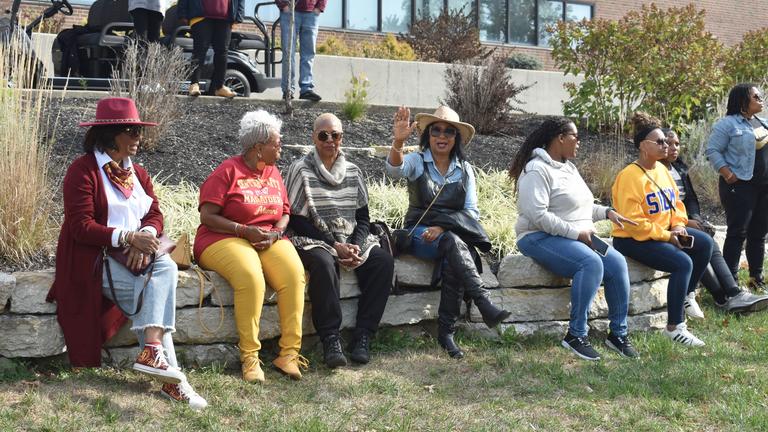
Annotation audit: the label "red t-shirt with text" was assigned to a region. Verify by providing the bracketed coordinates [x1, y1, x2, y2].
[194, 156, 290, 259]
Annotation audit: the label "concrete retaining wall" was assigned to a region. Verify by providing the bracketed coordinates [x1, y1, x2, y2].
[0, 253, 668, 367]
[30, 33, 582, 115]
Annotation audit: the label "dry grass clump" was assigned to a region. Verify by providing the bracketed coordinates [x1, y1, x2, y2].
[151, 176, 200, 244]
[0, 32, 56, 265]
[576, 130, 630, 202]
[110, 41, 191, 152]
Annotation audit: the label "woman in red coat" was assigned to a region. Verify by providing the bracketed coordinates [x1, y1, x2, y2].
[46, 97, 207, 410]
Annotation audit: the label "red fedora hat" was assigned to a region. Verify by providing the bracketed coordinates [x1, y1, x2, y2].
[79, 97, 158, 127]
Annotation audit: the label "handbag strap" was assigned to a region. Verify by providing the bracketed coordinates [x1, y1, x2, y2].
[632, 162, 676, 213]
[103, 248, 155, 317]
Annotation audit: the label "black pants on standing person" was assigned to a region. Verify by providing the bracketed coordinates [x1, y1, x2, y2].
[719, 178, 768, 285]
[190, 19, 232, 92]
[296, 247, 393, 367]
[130, 8, 163, 43]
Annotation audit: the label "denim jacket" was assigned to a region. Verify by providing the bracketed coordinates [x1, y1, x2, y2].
[706, 114, 768, 181]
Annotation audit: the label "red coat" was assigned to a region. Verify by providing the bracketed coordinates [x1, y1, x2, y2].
[46, 153, 164, 367]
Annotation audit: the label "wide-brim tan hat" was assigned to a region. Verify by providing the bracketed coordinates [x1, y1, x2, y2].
[415, 106, 475, 145]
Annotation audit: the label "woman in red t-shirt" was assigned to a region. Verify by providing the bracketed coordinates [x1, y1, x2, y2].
[195, 110, 306, 383]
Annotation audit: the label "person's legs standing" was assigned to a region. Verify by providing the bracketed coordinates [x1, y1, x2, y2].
[719, 178, 757, 279]
[745, 183, 768, 281]
[131, 8, 150, 41]
[279, 10, 299, 96]
[297, 11, 319, 96]
[209, 19, 232, 92]
[146, 10, 163, 43]
[190, 20, 214, 86]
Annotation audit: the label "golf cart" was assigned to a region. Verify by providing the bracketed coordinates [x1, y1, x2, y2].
[2, 0, 282, 96]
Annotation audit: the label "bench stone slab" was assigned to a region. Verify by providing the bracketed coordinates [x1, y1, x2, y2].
[0, 272, 14, 313]
[0, 315, 65, 357]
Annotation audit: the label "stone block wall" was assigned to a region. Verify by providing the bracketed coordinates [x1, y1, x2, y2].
[0, 254, 669, 367]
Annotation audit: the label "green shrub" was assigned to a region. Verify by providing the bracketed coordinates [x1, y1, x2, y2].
[317, 34, 416, 61]
[401, 6, 493, 63]
[505, 53, 542, 70]
[342, 73, 370, 121]
[442, 55, 531, 134]
[726, 30, 768, 84]
[550, 3, 728, 131]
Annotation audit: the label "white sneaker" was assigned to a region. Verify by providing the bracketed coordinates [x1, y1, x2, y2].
[684, 291, 705, 319]
[161, 380, 208, 411]
[663, 322, 705, 347]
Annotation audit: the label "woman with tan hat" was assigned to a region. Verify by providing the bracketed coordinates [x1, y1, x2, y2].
[385, 106, 510, 359]
[47, 97, 207, 409]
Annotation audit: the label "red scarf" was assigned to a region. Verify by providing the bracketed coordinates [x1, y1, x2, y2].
[103, 161, 134, 198]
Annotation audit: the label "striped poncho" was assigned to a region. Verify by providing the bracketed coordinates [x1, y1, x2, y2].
[284, 148, 378, 261]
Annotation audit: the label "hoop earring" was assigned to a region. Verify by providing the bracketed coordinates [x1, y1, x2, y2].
[256, 152, 266, 171]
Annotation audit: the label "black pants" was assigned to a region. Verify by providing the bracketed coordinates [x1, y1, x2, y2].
[699, 242, 742, 304]
[719, 178, 768, 280]
[297, 246, 393, 340]
[190, 19, 232, 91]
[130, 8, 163, 43]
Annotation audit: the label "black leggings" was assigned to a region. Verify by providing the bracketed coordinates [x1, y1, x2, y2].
[699, 242, 742, 304]
[130, 8, 163, 43]
[190, 18, 232, 91]
[719, 178, 768, 280]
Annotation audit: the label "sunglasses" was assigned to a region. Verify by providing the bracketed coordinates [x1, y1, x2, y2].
[121, 126, 143, 138]
[753, 94, 764, 102]
[430, 125, 458, 138]
[317, 130, 343, 142]
[644, 138, 668, 146]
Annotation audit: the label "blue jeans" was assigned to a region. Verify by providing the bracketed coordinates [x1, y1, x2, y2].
[612, 228, 714, 326]
[406, 225, 443, 260]
[102, 253, 179, 368]
[517, 231, 630, 338]
[280, 11, 318, 94]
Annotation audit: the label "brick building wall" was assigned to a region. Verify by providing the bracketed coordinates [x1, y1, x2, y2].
[4, 0, 766, 72]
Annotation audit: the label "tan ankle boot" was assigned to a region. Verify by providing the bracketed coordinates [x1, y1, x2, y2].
[241, 355, 265, 383]
[272, 354, 309, 380]
[188, 83, 201, 97]
[214, 86, 236, 98]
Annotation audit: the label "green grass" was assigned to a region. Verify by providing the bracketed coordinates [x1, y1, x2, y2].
[3, 300, 768, 431]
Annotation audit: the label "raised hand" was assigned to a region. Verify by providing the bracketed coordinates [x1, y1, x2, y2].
[393, 106, 418, 144]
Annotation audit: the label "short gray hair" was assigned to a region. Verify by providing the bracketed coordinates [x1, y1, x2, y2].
[239, 109, 282, 153]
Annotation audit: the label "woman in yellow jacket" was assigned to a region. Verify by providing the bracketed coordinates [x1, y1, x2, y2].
[611, 114, 714, 347]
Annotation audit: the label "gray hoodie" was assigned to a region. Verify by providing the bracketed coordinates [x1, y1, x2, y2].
[515, 148, 608, 241]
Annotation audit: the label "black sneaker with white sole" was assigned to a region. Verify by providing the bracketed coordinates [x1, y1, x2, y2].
[561, 332, 600, 361]
[605, 333, 639, 358]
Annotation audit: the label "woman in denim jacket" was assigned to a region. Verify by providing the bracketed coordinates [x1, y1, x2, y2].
[706, 83, 768, 291]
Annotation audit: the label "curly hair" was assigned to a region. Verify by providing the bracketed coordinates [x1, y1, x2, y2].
[630, 112, 662, 148]
[508, 117, 574, 190]
[726, 83, 757, 116]
[239, 109, 282, 153]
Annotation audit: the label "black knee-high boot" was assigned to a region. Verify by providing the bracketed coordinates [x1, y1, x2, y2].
[437, 265, 465, 359]
[438, 233, 511, 328]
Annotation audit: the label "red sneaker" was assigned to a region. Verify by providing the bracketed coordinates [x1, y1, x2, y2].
[132, 344, 186, 384]
[161, 381, 208, 411]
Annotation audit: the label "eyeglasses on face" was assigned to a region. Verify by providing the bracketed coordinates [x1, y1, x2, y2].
[317, 130, 343, 141]
[429, 125, 458, 138]
[564, 132, 580, 140]
[121, 126, 143, 138]
[644, 138, 668, 146]
[753, 93, 764, 102]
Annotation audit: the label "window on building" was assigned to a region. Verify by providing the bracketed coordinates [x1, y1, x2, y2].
[448, 0, 475, 15]
[416, 0, 443, 19]
[480, 0, 506, 43]
[537, 0, 563, 46]
[508, 0, 537, 45]
[319, 0, 343, 28]
[566, 2, 592, 22]
[382, 0, 412, 33]
[345, 0, 378, 31]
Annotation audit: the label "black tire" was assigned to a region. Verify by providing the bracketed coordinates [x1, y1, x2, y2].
[224, 69, 250, 97]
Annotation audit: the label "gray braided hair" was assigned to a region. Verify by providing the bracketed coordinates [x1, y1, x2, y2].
[239, 109, 282, 153]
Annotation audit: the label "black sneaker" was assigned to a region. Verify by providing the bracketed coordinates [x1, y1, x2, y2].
[321, 334, 347, 369]
[561, 332, 600, 361]
[605, 332, 639, 358]
[748, 277, 768, 294]
[299, 90, 322, 101]
[347, 331, 371, 364]
[282, 91, 294, 100]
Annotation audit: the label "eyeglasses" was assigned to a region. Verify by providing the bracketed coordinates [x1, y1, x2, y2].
[121, 126, 143, 138]
[317, 130, 343, 142]
[643, 138, 668, 146]
[429, 125, 458, 138]
[753, 94, 764, 102]
[564, 132, 580, 140]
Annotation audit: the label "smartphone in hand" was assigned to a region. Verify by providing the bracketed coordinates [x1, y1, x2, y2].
[590, 233, 609, 257]
[678, 234, 694, 249]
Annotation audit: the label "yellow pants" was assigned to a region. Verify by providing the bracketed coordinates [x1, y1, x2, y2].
[199, 238, 305, 359]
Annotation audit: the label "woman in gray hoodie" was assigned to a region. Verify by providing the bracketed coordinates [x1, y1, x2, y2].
[509, 117, 637, 361]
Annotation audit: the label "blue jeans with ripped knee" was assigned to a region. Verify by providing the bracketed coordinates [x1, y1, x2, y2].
[517, 231, 630, 338]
